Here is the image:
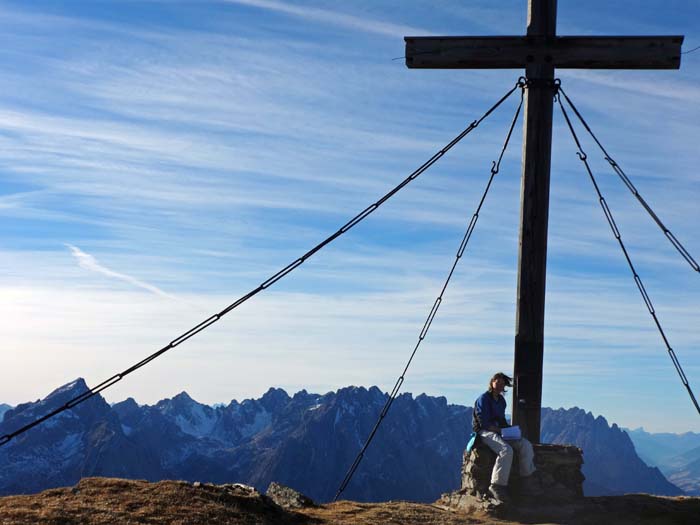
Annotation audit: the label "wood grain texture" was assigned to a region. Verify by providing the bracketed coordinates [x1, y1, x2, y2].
[404, 36, 684, 69]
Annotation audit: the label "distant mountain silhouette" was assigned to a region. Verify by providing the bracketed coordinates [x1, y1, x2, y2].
[0, 379, 683, 499]
[626, 427, 700, 471]
[541, 408, 681, 496]
[625, 427, 700, 495]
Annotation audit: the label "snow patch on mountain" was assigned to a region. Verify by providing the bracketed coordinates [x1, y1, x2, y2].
[53, 379, 86, 395]
[240, 408, 271, 438]
[42, 410, 79, 429]
[173, 404, 218, 438]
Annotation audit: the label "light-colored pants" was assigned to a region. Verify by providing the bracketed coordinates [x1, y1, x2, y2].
[478, 430, 536, 486]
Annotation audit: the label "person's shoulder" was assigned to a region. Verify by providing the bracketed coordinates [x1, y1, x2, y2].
[475, 391, 490, 404]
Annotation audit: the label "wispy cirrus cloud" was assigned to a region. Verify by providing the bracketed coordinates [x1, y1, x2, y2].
[223, 0, 429, 38]
[67, 244, 175, 299]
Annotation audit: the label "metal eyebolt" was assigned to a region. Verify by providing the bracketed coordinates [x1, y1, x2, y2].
[552, 78, 561, 94]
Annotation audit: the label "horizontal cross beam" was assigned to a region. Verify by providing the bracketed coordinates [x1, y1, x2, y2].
[405, 36, 683, 69]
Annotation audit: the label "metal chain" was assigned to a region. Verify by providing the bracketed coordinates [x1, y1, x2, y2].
[0, 81, 524, 448]
[558, 87, 699, 274]
[333, 83, 525, 501]
[557, 93, 700, 417]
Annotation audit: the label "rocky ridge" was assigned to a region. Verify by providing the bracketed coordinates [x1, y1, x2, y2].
[0, 379, 684, 500]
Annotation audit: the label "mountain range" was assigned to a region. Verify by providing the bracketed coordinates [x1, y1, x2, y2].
[0, 379, 686, 500]
[626, 427, 700, 495]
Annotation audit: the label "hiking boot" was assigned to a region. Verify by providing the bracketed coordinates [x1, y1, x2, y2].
[488, 483, 510, 505]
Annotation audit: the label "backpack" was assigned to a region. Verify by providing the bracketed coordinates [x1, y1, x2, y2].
[465, 431, 478, 454]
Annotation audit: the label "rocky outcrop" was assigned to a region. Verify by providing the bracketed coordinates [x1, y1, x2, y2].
[459, 441, 583, 501]
[440, 442, 584, 516]
[266, 482, 315, 508]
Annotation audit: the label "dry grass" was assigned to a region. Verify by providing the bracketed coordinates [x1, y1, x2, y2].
[1, 478, 699, 525]
[0, 478, 305, 525]
[305, 500, 488, 525]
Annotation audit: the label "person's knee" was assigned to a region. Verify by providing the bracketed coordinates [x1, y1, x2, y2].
[516, 438, 532, 452]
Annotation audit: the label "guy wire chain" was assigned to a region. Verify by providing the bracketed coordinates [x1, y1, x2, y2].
[557, 92, 700, 417]
[333, 83, 525, 502]
[0, 81, 524, 449]
[558, 87, 699, 275]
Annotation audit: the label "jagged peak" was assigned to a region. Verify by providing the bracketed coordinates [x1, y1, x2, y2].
[113, 397, 140, 410]
[259, 387, 290, 411]
[262, 387, 290, 399]
[594, 414, 610, 426]
[545, 406, 587, 415]
[368, 386, 383, 396]
[335, 385, 387, 399]
[154, 391, 203, 412]
[47, 377, 89, 398]
[335, 385, 364, 395]
[172, 391, 194, 401]
[292, 389, 310, 400]
[291, 389, 321, 405]
[416, 393, 448, 408]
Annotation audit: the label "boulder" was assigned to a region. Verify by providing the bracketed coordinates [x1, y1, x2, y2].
[266, 482, 315, 509]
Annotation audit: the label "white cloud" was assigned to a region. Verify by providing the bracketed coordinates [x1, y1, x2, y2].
[223, 0, 429, 38]
[562, 70, 700, 105]
[67, 244, 175, 299]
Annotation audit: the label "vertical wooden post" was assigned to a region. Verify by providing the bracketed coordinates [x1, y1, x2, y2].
[404, 0, 683, 446]
[512, 0, 557, 444]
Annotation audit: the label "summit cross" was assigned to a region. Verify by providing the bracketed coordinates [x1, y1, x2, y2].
[404, 0, 683, 443]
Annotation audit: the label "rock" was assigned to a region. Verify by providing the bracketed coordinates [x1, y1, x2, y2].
[223, 483, 260, 497]
[452, 441, 584, 510]
[266, 482, 315, 508]
[437, 488, 498, 513]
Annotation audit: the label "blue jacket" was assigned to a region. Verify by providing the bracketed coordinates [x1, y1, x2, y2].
[472, 391, 508, 432]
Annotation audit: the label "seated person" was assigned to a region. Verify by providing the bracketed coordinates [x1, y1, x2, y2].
[472, 372, 536, 503]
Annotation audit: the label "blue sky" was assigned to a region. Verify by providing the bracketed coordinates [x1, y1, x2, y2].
[1, 0, 699, 433]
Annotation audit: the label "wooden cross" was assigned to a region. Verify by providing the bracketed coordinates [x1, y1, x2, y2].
[404, 0, 683, 443]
